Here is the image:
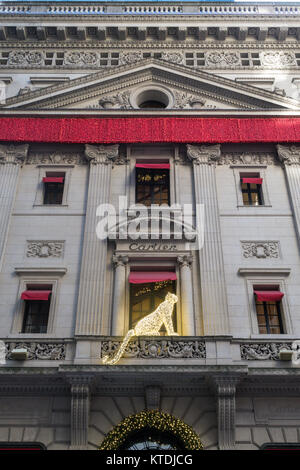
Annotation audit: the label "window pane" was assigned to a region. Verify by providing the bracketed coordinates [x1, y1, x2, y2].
[22, 299, 50, 333]
[44, 183, 64, 205]
[136, 169, 170, 206]
[242, 192, 250, 205]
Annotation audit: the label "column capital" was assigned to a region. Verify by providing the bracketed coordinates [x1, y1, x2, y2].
[0, 143, 28, 165]
[186, 144, 221, 166]
[84, 144, 119, 165]
[112, 254, 129, 268]
[277, 144, 300, 166]
[177, 254, 193, 267]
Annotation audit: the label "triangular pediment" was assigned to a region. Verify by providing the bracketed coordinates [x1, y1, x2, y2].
[2, 58, 300, 111]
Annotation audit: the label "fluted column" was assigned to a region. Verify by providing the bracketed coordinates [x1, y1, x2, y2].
[177, 255, 195, 336]
[75, 144, 119, 335]
[187, 144, 229, 335]
[0, 144, 28, 270]
[111, 254, 128, 336]
[69, 376, 94, 449]
[277, 145, 300, 252]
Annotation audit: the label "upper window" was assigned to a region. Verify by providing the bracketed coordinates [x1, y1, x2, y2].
[135, 163, 170, 206]
[241, 174, 263, 206]
[254, 286, 284, 334]
[43, 172, 65, 205]
[21, 284, 52, 333]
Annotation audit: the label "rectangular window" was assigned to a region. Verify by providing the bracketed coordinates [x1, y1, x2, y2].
[21, 285, 52, 333]
[240, 173, 263, 206]
[43, 172, 65, 205]
[254, 287, 284, 334]
[135, 164, 170, 206]
[129, 272, 176, 332]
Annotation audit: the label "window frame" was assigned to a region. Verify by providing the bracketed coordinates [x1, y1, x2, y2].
[135, 166, 170, 207]
[255, 296, 284, 335]
[232, 166, 271, 208]
[34, 165, 73, 207]
[21, 286, 52, 334]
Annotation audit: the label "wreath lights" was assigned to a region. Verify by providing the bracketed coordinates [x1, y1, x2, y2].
[99, 410, 203, 450]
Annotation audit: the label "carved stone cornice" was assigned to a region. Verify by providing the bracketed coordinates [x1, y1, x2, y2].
[84, 144, 119, 165]
[277, 144, 300, 166]
[0, 143, 28, 165]
[186, 144, 221, 166]
[112, 254, 129, 268]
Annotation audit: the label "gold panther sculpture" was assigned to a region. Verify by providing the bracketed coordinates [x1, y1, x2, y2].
[102, 292, 178, 365]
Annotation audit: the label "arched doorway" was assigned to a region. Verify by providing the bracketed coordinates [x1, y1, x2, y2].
[99, 410, 203, 450]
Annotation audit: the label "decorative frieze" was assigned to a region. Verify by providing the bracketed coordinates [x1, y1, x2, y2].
[26, 152, 85, 165]
[26, 241, 65, 258]
[5, 342, 66, 360]
[218, 152, 275, 166]
[241, 241, 279, 259]
[240, 342, 293, 360]
[100, 338, 206, 359]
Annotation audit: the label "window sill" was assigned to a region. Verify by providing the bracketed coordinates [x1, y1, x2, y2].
[237, 204, 272, 208]
[33, 204, 69, 208]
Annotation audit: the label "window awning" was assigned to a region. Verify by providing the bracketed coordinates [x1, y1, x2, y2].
[136, 163, 170, 170]
[129, 271, 177, 284]
[21, 290, 52, 301]
[43, 177, 64, 183]
[254, 290, 284, 302]
[241, 177, 263, 185]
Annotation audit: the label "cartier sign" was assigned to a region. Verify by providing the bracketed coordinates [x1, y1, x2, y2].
[129, 243, 178, 252]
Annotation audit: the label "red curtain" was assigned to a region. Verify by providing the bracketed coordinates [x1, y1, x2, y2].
[43, 177, 64, 183]
[254, 291, 284, 302]
[1, 117, 300, 143]
[136, 163, 170, 169]
[21, 290, 51, 301]
[129, 271, 177, 284]
[242, 178, 263, 185]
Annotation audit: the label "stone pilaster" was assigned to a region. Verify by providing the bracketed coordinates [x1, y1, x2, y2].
[68, 376, 94, 450]
[0, 144, 28, 270]
[75, 144, 119, 335]
[277, 145, 300, 252]
[186, 144, 230, 335]
[177, 255, 195, 336]
[111, 254, 129, 336]
[210, 376, 239, 450]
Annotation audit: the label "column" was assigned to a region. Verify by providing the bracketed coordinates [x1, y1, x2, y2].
[69, 376, 94, 449]
[177, 255, 195, 336]
[210, 376, 239, 450]
[0, 144, 28, 270]
[277, 145, 300, 252]
[187, 144, 230, 335]
[111, 254, 128, 336]
[75, 144, 119, 335]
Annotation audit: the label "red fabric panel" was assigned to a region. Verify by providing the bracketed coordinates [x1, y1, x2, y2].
[21, 290, 51, 301]
[136, 163, 170, 169]
[242, 178, 263, 185]
[129, 271, 177, 284]
[43, 177, 64, 183]
[254, 291, 284, 302]
[0, 117, 300, 144]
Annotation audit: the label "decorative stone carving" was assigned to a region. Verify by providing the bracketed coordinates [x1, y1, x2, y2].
[68, 375, 94, 450]
[119, 51, 143, 65]
[100, 338, 206, 359]
[177, 255, 193, 267]
[206, 51, 241, 67]
[64, 51, 99, 66]
[240, 343, 293, 360]
[173, 90, 205, 109]
[241, 241, 279, 259]
[26, 152, 85, 165]
[260, 51, 296, 68]
[98, 91, 132, 110]
[112, 254, 129, 267]
[5, 342, 66, 360]
[0, 144, 28, 165]
[277, 145, 300, 166]
[161, 52, 184, 64]
[187, 144, 221, 165]
[84, 144, 119, 165]
[218, 152, 275, 166]
[8, 51, 44, 66]
[26, 241, 65, 258]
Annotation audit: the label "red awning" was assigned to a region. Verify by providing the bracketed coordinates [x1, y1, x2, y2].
[241, 178, 263, 185]
[21, 290, 52, 301]
[136, 163, 170, 170]
[254, 291, 284, 302]
[43, 177, 64, 183]
[129, 271, 177, 284]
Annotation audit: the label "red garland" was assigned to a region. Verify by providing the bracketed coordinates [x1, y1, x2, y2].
[0, 117, 300, 144]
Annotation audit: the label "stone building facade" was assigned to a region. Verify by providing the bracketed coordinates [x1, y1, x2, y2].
[0, 0, 300, 451]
